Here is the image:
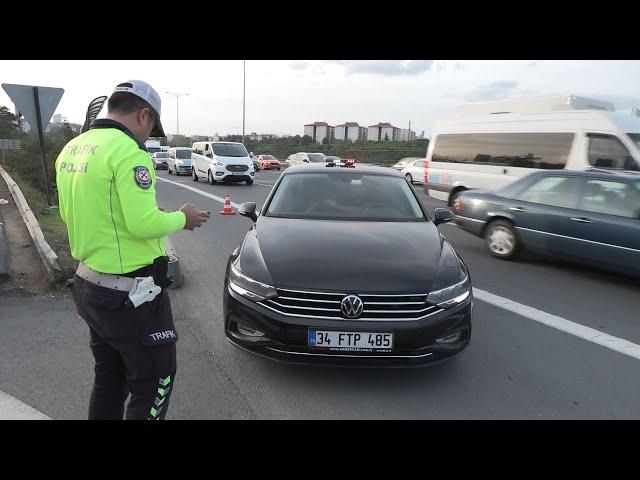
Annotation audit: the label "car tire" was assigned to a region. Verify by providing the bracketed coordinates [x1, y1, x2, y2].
[405, 173, 413, 184]
[192, 168, 198, 181]
[277, 167, 281, 170]
[246, 179, 254, 186]
[208, 171, 215, 185]
[484, 219, 520, 260]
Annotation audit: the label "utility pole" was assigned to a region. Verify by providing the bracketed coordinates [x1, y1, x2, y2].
[408, 120, 411, 142]
[242, 60, 246, 144]
[165, 91, 189, 146]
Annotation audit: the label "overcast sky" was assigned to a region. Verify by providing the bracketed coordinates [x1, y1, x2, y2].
[1, 60, 639, 138]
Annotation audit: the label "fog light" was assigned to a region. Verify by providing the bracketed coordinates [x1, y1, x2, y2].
[237, 324, 265, 337]
[436, 331, 462, 344]
[250, 171, 255, 176]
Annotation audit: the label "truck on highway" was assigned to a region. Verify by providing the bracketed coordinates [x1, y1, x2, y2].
[145, 139, 162, 154]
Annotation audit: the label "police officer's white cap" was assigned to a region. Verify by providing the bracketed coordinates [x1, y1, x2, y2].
[112, 80, 165, 138]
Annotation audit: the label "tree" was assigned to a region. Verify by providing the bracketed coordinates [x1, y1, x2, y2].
[0, 106, 20, 138]
[384, 133, 389, 141]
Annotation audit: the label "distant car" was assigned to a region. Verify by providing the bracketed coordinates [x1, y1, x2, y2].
[253, 159, 261, 172]
[167, 147, 193, 176]
[453, 169, 640, 278]
[401, 159, 428, 184]
[152, 151, 169, 170]
[257, 155, 281, 170]
[325, 155, 343, 165]
[287, 152, 327, 166]
[392, 157, 421, 171]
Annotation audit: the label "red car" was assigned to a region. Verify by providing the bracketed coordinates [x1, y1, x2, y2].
[257, 155, 281, 170]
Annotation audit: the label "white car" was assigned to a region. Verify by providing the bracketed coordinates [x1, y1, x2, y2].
[401, 159, 428, 184]
[167, 147, 193, 176]
[192, 141, 255, 185]
[286, 152, 327, 165]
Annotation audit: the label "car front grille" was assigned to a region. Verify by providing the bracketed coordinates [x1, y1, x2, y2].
[258, 288, 443, 321]
[227, 164, 249, 172]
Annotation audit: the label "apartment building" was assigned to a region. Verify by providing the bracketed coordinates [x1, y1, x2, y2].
[399, 128, 417, 141]
[304, 121, 335, 143]
[367, 122, 400, 142]
[335, 122, 368, 142]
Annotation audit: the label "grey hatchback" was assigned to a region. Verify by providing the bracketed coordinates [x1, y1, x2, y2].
[452, 169, 640, 278]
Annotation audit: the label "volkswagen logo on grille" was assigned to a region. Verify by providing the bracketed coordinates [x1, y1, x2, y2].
[341, 295, 364, 319]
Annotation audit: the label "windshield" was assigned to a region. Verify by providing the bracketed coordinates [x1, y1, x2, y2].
[155, 152, 168, 158]
[308, 153, 326, 162]
[176, 149, 192, 159]
[212, 143, 249, 157]
[265, 172, 426, 222]
[147, 147, 161, 153]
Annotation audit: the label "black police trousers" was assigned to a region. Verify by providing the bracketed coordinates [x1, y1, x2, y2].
[70, 275, 178, 420]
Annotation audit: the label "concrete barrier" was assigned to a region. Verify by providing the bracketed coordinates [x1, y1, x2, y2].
[0, 165, 60, 278]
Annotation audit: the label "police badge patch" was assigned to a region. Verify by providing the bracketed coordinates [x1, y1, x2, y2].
[134, 166, 152, 189]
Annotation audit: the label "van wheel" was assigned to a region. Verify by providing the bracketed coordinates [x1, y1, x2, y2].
[246, 179, 254, 186]
[192, 168, 198, 181]
[484, 220, 520, 260]
[208, 171, 215, 185]
[405, 173, 413, 184]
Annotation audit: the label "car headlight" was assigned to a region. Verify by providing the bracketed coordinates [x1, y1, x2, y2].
[228, 262, 277, 302]
[427, 273, 471, 308]
[215, 161, 225, 167]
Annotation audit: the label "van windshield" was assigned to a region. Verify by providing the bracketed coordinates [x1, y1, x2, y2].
[176, 149, 192, 159]
[212, 143, 249, 157]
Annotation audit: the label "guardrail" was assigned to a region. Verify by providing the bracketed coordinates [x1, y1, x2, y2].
[0, 165, 61, 278]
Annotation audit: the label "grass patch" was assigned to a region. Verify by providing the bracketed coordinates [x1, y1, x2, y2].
[3, 167, 77, 289]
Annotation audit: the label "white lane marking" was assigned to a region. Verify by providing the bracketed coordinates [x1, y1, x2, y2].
[158, 175, 640, 361]
[0, 390, 51, 420]
[254, 182, 275, 188]
[157, 177, 241, 208]
[473, 288, 640, 362]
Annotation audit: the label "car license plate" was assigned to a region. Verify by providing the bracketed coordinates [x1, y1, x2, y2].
[231, 172, 244, 176]
[308, 329, 393, 351]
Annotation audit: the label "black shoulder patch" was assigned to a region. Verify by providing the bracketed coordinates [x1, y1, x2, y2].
[133, 166, 152, 189]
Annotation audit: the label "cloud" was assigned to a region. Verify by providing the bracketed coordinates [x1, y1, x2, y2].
[464, 81, 520, 101]
[289, 61, 309, 71]
[328, 60, 434, 76]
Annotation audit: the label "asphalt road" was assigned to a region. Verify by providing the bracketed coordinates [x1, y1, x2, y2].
[1, 166, 638, 419]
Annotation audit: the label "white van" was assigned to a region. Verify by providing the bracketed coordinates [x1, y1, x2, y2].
[191, 141, 255, 185]
[286, 152, 327, 165]
[424, 95, 640, 205]
[167, 147, 193, 176]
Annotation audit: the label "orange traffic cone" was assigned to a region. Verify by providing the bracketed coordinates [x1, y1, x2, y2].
[220, 192, 236, 215]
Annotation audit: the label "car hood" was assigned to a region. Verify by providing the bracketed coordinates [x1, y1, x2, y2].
[240, 216, 444, 293]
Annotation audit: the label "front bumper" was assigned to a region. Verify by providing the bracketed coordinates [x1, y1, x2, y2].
[223, 282, 472, 367]
[174, 164, 192, 174]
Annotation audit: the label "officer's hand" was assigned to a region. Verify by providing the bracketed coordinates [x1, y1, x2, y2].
[180, 203, 211, 231]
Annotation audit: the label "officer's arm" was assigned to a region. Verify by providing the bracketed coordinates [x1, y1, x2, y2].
[114, 150, 186, 239]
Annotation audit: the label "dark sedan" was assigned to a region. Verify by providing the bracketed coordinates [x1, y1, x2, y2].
[223, 164, 472, 367]
[452, 170, 640, 278]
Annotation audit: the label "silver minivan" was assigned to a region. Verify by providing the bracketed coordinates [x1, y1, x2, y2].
[167, 147, 193, 176]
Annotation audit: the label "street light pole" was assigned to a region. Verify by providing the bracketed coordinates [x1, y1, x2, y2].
[242, 60, 246, 144]
[165, 91, 189, 146]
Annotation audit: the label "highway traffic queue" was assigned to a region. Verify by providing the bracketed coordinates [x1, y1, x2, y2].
[153, 95, 640, 367]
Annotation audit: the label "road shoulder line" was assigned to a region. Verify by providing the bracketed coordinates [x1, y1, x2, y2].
[473, 288, 640, 361]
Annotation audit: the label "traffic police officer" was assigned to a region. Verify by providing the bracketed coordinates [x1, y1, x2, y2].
[55, 80, 210, 420]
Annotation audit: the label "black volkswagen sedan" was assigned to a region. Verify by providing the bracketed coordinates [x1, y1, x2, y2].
[223, 164, 472, 367]
[452, 170, 640, 278]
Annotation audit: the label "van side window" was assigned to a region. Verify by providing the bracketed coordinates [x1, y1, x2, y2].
[587, 134, 637, 170]
[432, 133, 574, 169]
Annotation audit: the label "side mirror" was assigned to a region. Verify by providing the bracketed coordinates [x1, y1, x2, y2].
[238, 202, 258, 222]
[206, 152, 213, 158]
[433, 208, 455, 226]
